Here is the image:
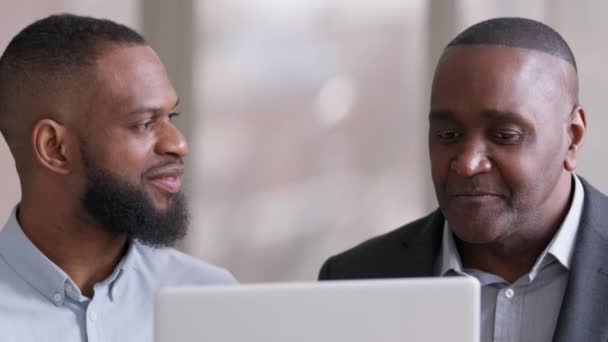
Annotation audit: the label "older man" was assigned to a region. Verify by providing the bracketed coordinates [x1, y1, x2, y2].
[0, 14, 235, 341]
[319, 18, 607, 341]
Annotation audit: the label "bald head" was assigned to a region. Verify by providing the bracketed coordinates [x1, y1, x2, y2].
[0, 14, 147, 169]
[439, 17, 579, 106]
[447, 17, 577, 72]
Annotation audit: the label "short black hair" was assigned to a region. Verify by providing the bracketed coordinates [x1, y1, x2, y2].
[447, 17, 577, 71]
[0, 13, 145, 72]
[0, 14, 147, 148]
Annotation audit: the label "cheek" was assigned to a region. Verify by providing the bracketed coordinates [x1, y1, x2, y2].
[115, 153, 149, 181]
[494, 150, 557, 205]
[93, 142, 153, 184]
[429, 148, 451, 182]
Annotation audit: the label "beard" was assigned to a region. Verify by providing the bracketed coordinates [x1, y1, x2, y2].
[80, 146, 189, 248]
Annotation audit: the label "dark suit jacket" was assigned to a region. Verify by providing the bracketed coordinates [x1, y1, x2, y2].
[319, 178, 608, 342]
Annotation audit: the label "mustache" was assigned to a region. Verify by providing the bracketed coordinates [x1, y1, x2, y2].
[143, 158, 185, 177]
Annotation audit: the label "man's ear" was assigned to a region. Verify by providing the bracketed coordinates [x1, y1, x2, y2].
[564, 105, 587, 171]
[31, 118, 74, 175]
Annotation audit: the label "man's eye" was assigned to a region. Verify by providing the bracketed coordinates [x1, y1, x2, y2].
[436, 131, 462, 143]
[492, 131, 524, 144]
[169, 112, 180, 121]
[135, 121, 153, 131]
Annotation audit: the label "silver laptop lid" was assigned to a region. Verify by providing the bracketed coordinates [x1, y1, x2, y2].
[156, 277, 480, 342]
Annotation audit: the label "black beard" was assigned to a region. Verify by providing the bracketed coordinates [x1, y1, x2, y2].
[80, 147, 189, 248]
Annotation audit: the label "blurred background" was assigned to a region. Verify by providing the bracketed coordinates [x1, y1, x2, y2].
[0, 0, 606, 282]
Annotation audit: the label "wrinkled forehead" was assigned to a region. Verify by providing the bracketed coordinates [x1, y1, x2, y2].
[430, 45, 577, 117]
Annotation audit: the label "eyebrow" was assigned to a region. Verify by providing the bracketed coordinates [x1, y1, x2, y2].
[428, 110, 454, 120]
[429, 109, 529, 122]
[479, 109, 527, 121]
[128, 97, 180, 116]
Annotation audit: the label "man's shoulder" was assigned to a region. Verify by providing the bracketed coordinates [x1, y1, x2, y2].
[319, 211, 443, 280]
[133, 243, 237, 285]
[578, 176, 608, 238]
[333, 214, 433, 259]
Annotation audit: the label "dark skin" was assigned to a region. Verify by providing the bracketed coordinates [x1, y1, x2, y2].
[16, 44, 188, 297]
[429, 45, 586, 283]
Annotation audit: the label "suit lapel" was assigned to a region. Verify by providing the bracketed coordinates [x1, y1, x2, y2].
[553, 179, 608, 342]
[395, 210, 445, 277]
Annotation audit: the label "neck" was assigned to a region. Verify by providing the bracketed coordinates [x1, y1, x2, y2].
[18, 197, 128, 298]
[458, 236, 554, 283]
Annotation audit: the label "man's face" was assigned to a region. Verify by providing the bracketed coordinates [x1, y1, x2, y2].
[76, 44, 190, 246]
[429, 45, 576, 244]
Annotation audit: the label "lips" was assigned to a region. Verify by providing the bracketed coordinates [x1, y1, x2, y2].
[146, 165, 184, 194]
[446, 179, 506, 199]
[148, 176, 181, 194]
[449, 191, 503, 197]
[446, 191, 505, 208]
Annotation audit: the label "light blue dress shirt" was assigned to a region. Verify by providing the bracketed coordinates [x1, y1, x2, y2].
[0, 207, 237, 342]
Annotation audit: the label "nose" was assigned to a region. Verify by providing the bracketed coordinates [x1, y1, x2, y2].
[155, 121, 189, 158]
[450, 140, 491, 177]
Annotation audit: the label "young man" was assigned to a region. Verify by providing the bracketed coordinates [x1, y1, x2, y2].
[0, 14, 235, 341]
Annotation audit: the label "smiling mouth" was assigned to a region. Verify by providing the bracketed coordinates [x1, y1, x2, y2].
[148, 175, 181, 194]
[145, 164, 184, 195]
[450, 193, 502, 197]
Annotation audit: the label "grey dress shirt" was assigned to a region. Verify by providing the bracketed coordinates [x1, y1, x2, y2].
[436, 174, 584, 342]
[0, 207, 237, 342]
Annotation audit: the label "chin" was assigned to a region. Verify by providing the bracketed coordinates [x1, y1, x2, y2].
[152, 200, 174, 213]
[453, 230, 504, 245]
[146, 190, 176, 210]
[448, 217, 508, 244]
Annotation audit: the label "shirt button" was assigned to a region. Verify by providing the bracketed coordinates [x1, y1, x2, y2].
[53, 293, 62, 302]
[505, 288, 515, 299]
[65, 284, 73, 292]
[89, 311, 97, 322]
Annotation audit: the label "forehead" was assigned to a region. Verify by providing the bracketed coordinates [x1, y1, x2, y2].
[430, 45, 573, 122]
[90, 44, 177, 115]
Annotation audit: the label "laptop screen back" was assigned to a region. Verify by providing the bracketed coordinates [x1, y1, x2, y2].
[155, 277, 480, 342]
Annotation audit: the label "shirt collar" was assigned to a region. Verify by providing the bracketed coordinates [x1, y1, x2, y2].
[0, 206, 143, 305]
[106, 239, 143, 300]
[438, 220, 464, 276]
[437, 173, 584, 279]
[534, 173, 584, 271]
[0, 206, 70, 306]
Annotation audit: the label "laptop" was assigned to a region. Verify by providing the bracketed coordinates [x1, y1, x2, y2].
[155, 277, 480, 342]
